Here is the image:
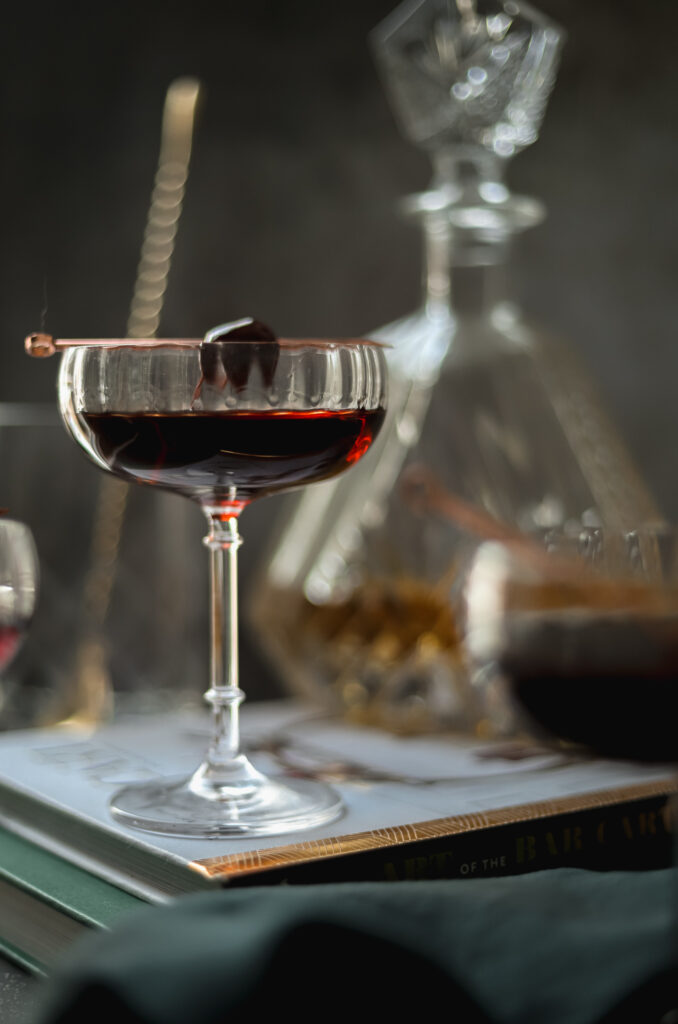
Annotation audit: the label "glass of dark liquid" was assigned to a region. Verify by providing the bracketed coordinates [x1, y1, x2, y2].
[463, 528, 678, 761]
[54, 325, 387, 836]
[0, 516, 38, 677]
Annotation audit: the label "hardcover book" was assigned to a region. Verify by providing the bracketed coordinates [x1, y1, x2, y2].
[0, 700, 674, 906]
[0, 826, 145, 975]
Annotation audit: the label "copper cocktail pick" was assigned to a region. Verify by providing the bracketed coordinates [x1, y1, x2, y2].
[25, 332, 384, 356]
[25, 333, 201, 357]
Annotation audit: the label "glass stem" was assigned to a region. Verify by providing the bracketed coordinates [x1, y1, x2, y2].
[203, 513, 244, 768]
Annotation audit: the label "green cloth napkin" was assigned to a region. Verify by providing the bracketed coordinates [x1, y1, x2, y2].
[31, 869, 677, 1024]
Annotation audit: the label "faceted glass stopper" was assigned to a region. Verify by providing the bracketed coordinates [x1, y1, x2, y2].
[372, 0, 564, 159]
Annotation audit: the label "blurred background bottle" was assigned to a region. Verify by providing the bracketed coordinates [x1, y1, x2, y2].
[250, 0, 661, 735]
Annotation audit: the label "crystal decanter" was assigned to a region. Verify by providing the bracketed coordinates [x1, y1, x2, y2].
[250, 0, 660, 734]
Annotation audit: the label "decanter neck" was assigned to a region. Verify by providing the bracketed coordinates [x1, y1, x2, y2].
[421, 207, 511, 320]
[405, 180, 545, 321]
[449, 257, 510, 320]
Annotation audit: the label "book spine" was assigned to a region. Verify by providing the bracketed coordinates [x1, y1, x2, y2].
[225, 793, 675, 887]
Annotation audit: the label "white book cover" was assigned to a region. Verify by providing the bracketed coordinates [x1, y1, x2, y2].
[0, 700, 673, 900]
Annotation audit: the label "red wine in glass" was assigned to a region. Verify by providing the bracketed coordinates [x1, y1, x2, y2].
[0, 519, 38, 677]
[82, 407, 385, 506]
[0, 621, 25, 672]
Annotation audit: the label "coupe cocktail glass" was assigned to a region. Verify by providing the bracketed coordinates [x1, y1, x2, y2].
[55, 329, 387, 837]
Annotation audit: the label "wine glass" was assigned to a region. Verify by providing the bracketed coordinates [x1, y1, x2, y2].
[54, 328, 386, 837]
[0, 517, 38, 677]
[463, 527, 678, 760]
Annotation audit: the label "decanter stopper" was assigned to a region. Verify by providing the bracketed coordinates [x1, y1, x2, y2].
[372, 0, 564, 190]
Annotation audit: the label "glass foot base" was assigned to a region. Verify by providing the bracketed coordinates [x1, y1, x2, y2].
[109, 774, 344, 838]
